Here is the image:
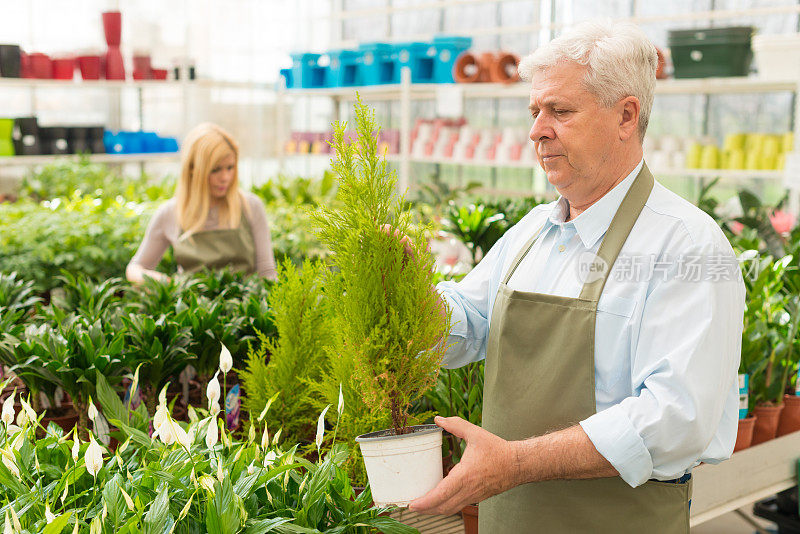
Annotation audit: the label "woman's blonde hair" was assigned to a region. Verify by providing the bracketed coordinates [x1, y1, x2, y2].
[176, 122, 244, 237]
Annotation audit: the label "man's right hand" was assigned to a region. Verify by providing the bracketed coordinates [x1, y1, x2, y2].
[380, 223, 415, 261]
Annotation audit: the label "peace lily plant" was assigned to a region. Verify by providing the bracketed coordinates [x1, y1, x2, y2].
[0, 363, 417, 534]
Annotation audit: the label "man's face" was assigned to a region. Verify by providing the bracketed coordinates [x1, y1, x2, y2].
[528, 62, 621, 199]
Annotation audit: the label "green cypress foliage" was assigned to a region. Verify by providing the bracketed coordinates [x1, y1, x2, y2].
[312, 98, 451, 435]
[240, 259, 333, 445]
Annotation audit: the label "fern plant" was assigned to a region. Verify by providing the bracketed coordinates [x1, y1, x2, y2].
[312, 98, 451, 435]
[240, 259, 335, 446]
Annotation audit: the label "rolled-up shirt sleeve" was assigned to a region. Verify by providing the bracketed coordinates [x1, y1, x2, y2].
[580, 235, 744, 487]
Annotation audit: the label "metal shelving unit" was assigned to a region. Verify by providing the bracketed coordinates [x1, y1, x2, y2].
[278, 74, 800, 198]
[0, 152, 180, 167]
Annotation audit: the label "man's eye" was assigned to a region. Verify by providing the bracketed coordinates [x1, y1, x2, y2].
[555, 109, 569, 115]
[211, 168, 220, 173]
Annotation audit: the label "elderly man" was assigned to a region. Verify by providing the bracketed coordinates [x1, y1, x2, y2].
[408, 20, 744, 533]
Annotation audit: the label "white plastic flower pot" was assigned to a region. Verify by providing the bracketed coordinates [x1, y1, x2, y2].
[356, 424, 443, 507]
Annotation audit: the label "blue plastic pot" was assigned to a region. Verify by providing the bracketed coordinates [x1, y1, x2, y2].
[432, 35, 472, 83]
[358, 43, 396, 85]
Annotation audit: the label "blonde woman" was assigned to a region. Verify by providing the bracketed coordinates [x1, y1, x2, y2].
[126, 123, 277, 283]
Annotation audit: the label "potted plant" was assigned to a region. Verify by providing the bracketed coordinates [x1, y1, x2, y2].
[10, 316, 126, 435]
[312, 98, 451, 506]
[121, 313, 193, 416]
[744, 255, 800, 445]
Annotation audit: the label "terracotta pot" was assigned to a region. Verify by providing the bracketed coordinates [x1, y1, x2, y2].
[461, 504, 478, 534]
[752, 404, 784, 446]
[777, 395, 800, 437]
[734, 415, 757, 452]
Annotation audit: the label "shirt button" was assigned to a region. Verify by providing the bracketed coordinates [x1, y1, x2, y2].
[558, 245, 566, 253]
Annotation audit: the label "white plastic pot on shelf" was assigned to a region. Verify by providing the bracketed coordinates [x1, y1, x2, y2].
[356, 424, 443, 507]
[753, 33, 800, 80]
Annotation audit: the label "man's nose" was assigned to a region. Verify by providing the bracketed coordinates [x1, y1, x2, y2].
[529, 113, 554, 143]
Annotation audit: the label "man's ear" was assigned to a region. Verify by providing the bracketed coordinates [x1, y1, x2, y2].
[618, 96, 640, 142]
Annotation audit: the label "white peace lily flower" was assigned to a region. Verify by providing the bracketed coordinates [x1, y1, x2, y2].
[198, 475, 216, 493]
[179, 494, 193, 520]
[2, 393, 15, 426]
[15, 407, 28, 427]
[71, 436, 80, 462]
[4, 511, 11, 534]
[4, 424, 20, 437]
[338, 384, 344, 415]
[120, 487, 134, 511]
[206, 372, 221, 410]
[219, 343, 233, 374]
[45, 502, 55, 524]
[248, 424, 256, 444]
[87, 397, 99, 422]
[216, 459, 225, 482]
[263, 450, 277, 468]
[154, 415, 176, 446]
[115, 453, 124, 469]
[61, 480, 69, 504]
[210, 400, 221, 416]
[247, 463, 255, 475]
[272, 428, 282, 446]
[315, 405, 331, 451]
[85, 435, 104, 478]
[153, 404, 168, 435]
[89, 515, 102, 534]
[187, 406, 199, 424]
[0, 448, 17, 478]
[130, 365, 141, 403]
[174, 420, 191, 449]
[9, 508, 19, 532]
[34, 451, 41, 471]
[119, 438, 131, 454]
[260, 426, 269, 450]
[19, 398, 36, 424]
[72, 520, 79, 534]
[10, 431, 24, 452]
[102, 502, 108, 521]
[158, 385, 168, 408]
[205, 418, 218, 449]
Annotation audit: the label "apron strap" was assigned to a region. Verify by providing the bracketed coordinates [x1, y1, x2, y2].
[500, 163, 655, 296]
[578, 163, 654, 302]
[502, 223, 547, 286]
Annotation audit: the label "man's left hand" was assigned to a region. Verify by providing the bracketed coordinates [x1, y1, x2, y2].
[408, 416, 519, 516]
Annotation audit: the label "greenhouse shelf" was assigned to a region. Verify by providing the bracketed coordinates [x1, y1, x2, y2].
[0, 78, 269, 90]
[690, 431, 800, 527]
[0, 153, 181, 167]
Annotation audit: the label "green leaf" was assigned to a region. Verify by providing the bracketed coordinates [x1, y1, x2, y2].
[205, 477, 240, 534]
[143, 483, 171, 534]
[357, 515, 420, 534]
[244, 517, 293, 534]
[42, 512, 73, 534]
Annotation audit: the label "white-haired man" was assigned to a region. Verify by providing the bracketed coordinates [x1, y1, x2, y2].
[408, 20, 744, 533]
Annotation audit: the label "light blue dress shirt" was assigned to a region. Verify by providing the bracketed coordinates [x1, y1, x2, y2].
[437, 159, 745, 487]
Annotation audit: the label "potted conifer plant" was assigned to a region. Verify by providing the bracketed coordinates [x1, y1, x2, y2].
[313, 98, 451, 506]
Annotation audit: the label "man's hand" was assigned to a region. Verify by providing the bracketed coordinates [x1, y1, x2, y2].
[408, 416, 519, 516]
[380, 223, 415, 260]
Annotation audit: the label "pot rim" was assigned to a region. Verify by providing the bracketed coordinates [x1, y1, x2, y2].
[355, 423, 441, 443]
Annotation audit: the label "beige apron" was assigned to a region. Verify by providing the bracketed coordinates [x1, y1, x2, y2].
[479, 164, 691, 533]
[173, 212, 256, 275]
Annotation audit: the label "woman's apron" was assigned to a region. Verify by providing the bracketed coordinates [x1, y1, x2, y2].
[173, 212, 256, 275]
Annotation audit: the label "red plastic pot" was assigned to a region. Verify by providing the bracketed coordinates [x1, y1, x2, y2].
[19, 51, 32, 78]
[132, 54, 151, 75]
[752, 404, 784, 446]
[78, 55, 101, 80]
[777, 394, 800, 437]
[104, 46, 125, 80]
[151, 68, 168, 80]
[102, 11, 122, 47]
[28, 53, 52, 79]
[52, 58, 75, 80]
[733, 415, 756, 452]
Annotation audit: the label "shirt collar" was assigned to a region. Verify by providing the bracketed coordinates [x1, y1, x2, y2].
[545, 158, 645, 249]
